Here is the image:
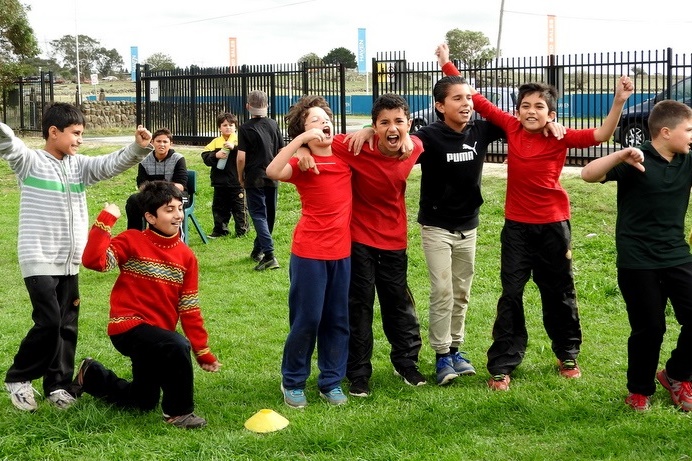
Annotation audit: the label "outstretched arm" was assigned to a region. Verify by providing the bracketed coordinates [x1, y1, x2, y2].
[581, 147, 645, 183]
[593, 76, 634, 142]
[267, 128, 326, 180]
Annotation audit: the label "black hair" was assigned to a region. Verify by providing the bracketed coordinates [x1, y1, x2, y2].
[371, 93, 410, 123]
[41, 102, 86, 139]
[516, 82, 558, 113]
[216, 112, 238, 128]
[433, 75, 469, 121]
[138, 181, 184, 217]
[152, 127, 173, 141]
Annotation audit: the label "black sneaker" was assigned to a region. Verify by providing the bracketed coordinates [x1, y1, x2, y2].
[250, 250, 264, 262]
[394, 366, 427, 387]
[207, 232, 227, 239]
[70, 357, 95, 397]
[349, 377, 371, 397]
[163, 412, 207, 429]
[254, 256, 280, 271]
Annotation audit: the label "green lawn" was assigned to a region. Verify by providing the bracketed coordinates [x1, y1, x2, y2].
[0, 139, 691, 460]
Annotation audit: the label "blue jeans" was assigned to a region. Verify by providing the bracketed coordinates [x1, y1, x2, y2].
[246, 186, 277, 256]
[281, 254, 350, 392]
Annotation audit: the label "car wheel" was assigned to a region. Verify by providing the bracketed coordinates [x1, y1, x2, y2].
[410, 119, 426, 133]
[620, 122, 649, 147]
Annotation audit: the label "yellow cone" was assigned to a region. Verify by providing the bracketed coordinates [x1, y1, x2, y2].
[244, 409, 289, 433]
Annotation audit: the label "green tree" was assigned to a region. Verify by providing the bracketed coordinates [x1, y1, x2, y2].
[445, 29, 496, 67]
[0, 0, 39, 84]
[298, 52, 323, 65]
[144, 52, 176, 71]
[49, 34, 123, 78]
[322, 47, 357, 69]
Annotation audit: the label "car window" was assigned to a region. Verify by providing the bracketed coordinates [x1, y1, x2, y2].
[671, 77, 692, 102]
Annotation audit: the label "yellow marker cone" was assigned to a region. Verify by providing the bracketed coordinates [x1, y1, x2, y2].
[244, 409, 289, 433]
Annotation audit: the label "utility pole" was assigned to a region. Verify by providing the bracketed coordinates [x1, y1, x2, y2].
[496, 0, 505, 59]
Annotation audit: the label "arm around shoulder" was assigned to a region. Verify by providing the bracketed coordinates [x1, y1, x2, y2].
[581, 147, 644, 183]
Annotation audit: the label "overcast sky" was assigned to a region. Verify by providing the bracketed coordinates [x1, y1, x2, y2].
[22, 0, 692, 71]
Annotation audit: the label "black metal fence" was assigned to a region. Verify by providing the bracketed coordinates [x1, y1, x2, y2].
[372, 48, 692, 165]
[1, 71, 55, 132]
[136, 62, 347, 145]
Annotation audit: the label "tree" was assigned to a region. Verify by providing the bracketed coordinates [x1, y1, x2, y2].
[144, 52, 176, 71]
[49, 34, 124, 78]
[322, 47, 357, 69]
[445, 29, 496, 67]
[0, 0, 39, 83]
[298, 53, 323, 65]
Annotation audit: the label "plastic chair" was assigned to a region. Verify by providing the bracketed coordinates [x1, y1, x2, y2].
[182, 170, 209, 244]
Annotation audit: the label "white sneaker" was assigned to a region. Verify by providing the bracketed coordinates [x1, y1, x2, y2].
[47, 389, 76, 409]
[5, 381, 39, 411]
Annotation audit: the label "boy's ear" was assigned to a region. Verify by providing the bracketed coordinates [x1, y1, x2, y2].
[144, 211, 155, 225]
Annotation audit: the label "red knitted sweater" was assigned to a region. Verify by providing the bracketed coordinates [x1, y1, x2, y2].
[82, 210, 217, 365]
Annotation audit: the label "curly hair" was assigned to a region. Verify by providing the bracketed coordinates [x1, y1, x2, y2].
[284, 95, 333, 140]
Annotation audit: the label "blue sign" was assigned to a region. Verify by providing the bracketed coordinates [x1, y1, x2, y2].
[357, 28, 366, 74]
[130, 46, 138, 81]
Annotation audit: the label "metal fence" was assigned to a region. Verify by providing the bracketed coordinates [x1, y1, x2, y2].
[1, 71, 55, 132]
[372, 48, 692, 165]
[136, 62, 347, 145]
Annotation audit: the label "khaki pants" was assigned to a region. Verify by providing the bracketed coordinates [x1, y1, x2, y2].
[421, 225, 477, 354]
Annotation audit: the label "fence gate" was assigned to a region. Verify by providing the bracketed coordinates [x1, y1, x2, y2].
[1, 71, 55, 133]
[136, 63, 347, 145]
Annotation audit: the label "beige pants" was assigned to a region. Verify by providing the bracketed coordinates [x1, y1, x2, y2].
[421, 225, 477, 354]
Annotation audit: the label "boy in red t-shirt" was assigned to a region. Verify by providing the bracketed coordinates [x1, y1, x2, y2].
[74, 181, 221, 428]
[267, 95, 352, 408]
[438, 43, 633, 390]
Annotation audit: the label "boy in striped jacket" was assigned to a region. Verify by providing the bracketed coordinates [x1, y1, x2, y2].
[0, 102, 153, 411]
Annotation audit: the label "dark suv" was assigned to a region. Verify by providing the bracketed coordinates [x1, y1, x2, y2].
[614, 76, 692, 147]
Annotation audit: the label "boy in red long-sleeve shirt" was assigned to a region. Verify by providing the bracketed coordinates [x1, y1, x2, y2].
[74, 181, 221, 429]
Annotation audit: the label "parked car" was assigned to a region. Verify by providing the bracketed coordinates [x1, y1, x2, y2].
[614, 76, 692, 147]
[409, 87, 517, 133]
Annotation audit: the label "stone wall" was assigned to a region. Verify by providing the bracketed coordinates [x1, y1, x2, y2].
[80, 101, 136, 130]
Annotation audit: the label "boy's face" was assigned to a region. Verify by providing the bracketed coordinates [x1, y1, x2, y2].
[153, 134, 172, 160]
[220, 120, 237, 137]
[666, 117, 692, 154]
[46, 124, 83, 159]
[304, 107, 333, 147]
[435, 83, 474, 130]
[516, 92, 556, 133]
[374, 107, 412, 157]
[145, 198, 184, 236]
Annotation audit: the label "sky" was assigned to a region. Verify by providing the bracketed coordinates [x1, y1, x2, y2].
[22, 0, 692, 72]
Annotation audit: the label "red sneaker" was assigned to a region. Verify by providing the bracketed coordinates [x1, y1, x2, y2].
[657, 369, 692, 411]
[487, 374, 510, 391]
[625, 393, 651, 411]
[558, 359, 582, 379]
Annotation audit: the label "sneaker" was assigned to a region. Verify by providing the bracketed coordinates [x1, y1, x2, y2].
[451, 351, 477, 376]
[206, 232, 226, 239]
[254, 256, 280, 271]
[349, 377, 370, 397]
[5, 381, 39, 411]
[625, 393, 651, 411]
[281, 384, 307, 409]
[47, 389, 76, 409]
[394, 366, 427, 387]
[250, 250, 264, 262]
[558, 359, 582, 379]
[436, 356, 457, 386]
[487, 374, 511, 391]
[320, 386, 348, 406]
[71, 357, 94, 397]
[163, 412, 207, 429]
[657, 369, 692, 411]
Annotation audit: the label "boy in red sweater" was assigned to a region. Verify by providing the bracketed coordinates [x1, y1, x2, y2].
[74, 181, 221, 429]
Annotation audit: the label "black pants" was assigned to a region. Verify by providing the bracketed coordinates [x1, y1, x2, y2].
[347, 242, 422, 381]
[619, 263, 692, 396]
[487, 220, 581, 375]
[5, 275, 80, 395]
[81, 324, 194, 417]
[211, 186, 248, 236]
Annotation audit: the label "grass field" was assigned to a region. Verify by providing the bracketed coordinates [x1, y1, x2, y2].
[0, 138, 691, 460]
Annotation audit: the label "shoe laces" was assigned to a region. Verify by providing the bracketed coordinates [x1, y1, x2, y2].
[491, 374, 507, 382]
[286, 388, 305, 398]
[627, 393, 650, 408]
[561, 359, 578, 370]
[8, 381, 40, 399]
[326, 386, 344, 397]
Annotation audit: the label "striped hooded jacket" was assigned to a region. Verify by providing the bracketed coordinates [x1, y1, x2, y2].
[0, 123, 152, 278]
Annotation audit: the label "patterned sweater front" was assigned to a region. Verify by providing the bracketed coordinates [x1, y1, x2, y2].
[82, 210, 217, 365]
